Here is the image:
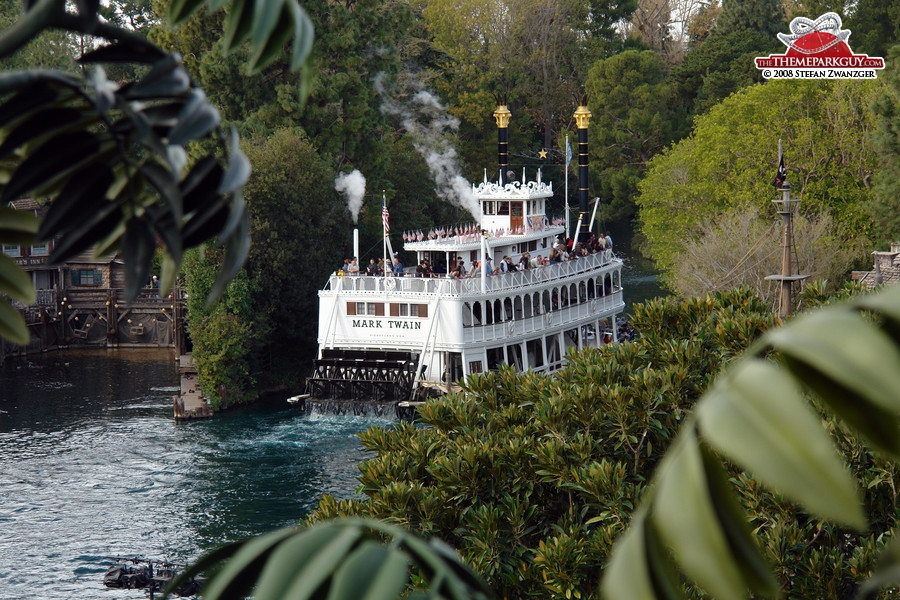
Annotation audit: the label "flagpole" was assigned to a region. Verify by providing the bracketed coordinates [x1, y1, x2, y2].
[382, 191, 388, 269]
[565, 135, 571, 240]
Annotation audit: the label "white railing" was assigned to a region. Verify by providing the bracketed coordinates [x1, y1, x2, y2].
[461, 290, 624, 344]
[323, 250, 617, 297]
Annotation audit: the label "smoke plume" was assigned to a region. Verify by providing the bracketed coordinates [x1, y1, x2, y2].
[377, 77, 481, 221]
[334, 169, 366, 223]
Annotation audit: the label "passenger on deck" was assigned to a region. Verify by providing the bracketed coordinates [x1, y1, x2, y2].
[483, 256, 494, 276]
[347, 257, 360, 275]
[366, 259, 378, 276]
[391, 255, 405, 276]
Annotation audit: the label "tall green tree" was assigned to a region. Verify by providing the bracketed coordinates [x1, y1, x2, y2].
[637, 77, 879, 281]
[242, 127, 344, 372]
[585, 49, 688, 222]
[870, 45, 900, 246]
[669, 28, 774, 116]
[0, 0, 77, 71]
[845, 0, 900, 59]
[716, 0, 785, 38]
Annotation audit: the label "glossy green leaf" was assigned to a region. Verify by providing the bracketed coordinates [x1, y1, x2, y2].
[180, 156, 223, 214]
[168, 0, 206, 25]
[122, 217, 157, 303]
[167, 88, 220, 145]
[700, 358, 865, 529]
[697, 441, 778, 594]
[162, 539, 244, 597]
[0, 206, 39, 245]
[0, 83, 57, 128]
[767, 310, 900, 415]
[217, 187, 245, 242]
[159, 252, 178, 298]
[600, 509, 683, 600]
[0, 72, 77, 102]
[125, 56, 190, 100]
[196, 527, 299, 599]
[139, 102, 185, 129]
[218, 127, 250, 195]
[0, 107, 86, 160]
[207, 205, 249, 303]
[327, 541, 411, 600]
[140, 161, 182, 224]
[0, 252, 36, 304]
[0, 130, 101, 204]
[78, 41, 168, 65]
[37, 162, 113, 241]
[251, 0, 284, 48]
[222, 0, 255, 52]
[182, 201, 228, 249]
[652, 428, 746, 600]
[248, 3, 293, 74]
[258, 525, 365, 599]
[47, 199, 123, 264]
[0, 296, 29, 346]
[288, 1, 314, 71]
[857, 534, 900, 599]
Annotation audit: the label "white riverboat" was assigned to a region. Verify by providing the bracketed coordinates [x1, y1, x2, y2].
[306, 106, 625, 407]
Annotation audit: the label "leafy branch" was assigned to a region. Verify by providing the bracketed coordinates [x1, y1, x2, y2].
[0, 0, 314, 345]
[602, 284, 900, 600]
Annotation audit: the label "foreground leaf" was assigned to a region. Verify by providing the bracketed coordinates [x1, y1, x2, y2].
[0, 296, 29, 346]
[699, 358, 865, 529]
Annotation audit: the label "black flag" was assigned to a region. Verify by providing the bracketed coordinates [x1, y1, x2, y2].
[772, 153, 786, 188]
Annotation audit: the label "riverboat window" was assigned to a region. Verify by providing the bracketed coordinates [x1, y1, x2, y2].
[348, 302, 383, 316]
[498, 201, 510, 215]
[483, 201, 496, 215]
[526, 339, 544, 368]
[486, 347, 504, 370]
[469, 361, 483, 374]
[31, 243, 48, 256]
[3, 244, 19, 257]
[389, 303, 428, 317]
[72, 269, 102, 286]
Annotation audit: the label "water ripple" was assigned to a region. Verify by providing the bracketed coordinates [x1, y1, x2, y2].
[0, 349, 385, 599]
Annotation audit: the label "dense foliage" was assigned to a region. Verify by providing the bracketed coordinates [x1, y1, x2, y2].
[637, 77, 880, 295]
[307, 288, 779, 598]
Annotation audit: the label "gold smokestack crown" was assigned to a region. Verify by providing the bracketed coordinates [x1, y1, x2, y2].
[493, 105, 512, 128]
[573, 105, 591, 129]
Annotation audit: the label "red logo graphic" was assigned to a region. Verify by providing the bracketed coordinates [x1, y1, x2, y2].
[755, 12, 884, 79]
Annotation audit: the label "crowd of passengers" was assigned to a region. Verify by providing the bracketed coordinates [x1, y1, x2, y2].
[337, 233, 614, 278]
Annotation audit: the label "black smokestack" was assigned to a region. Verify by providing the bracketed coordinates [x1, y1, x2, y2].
[493, 105, 511, 186]
[573, 105, 592, 242]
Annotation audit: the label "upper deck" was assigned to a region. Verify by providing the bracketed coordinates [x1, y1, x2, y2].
[321, 250, 618, 300]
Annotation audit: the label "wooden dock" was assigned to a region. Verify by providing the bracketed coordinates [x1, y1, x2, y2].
[173, 354, 213, 420]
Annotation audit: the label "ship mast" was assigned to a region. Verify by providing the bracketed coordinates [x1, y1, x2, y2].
[573, 105, 592, 244]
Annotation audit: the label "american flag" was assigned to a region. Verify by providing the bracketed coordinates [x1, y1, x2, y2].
[382, 200, 390, 233]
